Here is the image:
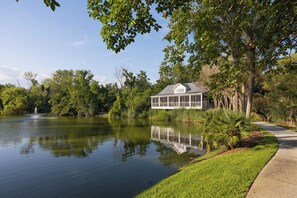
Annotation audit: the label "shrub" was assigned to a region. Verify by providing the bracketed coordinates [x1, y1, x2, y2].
[149, 110, 171, 121]
[198, 109, 250, 150]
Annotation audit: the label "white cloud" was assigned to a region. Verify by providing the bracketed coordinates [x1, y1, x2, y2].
[0, 65, 24, 85]
[0, 65, 52, 87]
[69, 35, 88, 48]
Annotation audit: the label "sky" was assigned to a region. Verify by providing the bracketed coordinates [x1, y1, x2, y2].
[0, 1, 170, 87]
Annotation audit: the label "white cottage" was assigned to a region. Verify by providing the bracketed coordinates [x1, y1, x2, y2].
[151, 83, 209, 109]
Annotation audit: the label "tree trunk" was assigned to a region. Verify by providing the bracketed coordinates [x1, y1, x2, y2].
[246, 32, 256, 118]
[233, 88, 238, 112]
[207, 143, 211, 153]
[232, 51, 240, 112]
[241, 83, 246, 113]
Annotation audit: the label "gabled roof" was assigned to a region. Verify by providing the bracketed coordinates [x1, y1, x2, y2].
[172, 83, 185, 89]
[155, 83, 207, 96]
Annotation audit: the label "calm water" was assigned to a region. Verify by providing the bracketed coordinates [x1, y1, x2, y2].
[0, 117, 204, 198]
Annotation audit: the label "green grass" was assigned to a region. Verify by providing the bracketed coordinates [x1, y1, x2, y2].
[189, 146, 225, 164]
[137, 130, 278, 198]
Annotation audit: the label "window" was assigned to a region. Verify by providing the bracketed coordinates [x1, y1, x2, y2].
[160, 97, 168, 107]
[180, 96, 189, 107]
[152, 97, 159, 107]
[169, 96, 178, 107]
[174, 85, 186, 94]
[191, 95, 201, 107]
[177, 88, 184, 93]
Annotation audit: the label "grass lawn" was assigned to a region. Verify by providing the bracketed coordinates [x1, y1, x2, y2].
[137, 130, 278, 198]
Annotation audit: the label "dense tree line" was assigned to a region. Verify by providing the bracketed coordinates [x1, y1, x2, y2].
[0, 70, 117, 117]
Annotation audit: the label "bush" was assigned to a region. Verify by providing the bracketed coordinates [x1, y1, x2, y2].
[149, 110, 171, 121]
[197, 109, 250, 150]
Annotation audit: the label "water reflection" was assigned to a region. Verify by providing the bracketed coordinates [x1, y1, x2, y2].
[151, 126, 205, 155]
[0, 118, 206, 198]
[17, 120, 206, 164]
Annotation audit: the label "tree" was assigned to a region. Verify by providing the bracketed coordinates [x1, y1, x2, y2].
[87, 0, 296, 117]
[24, 72, 38, 87]
[24, 72, 51, 113]
[71, 70, 97, 117]
[114, 66, 126, 88]
[0, 86, 28, 115]
[122, 69, 136, 91]
[90, 82, 117, 112]
[44, 69, 102, 117]
[256, 53, 297, 126]
[45, 70, 74, 116]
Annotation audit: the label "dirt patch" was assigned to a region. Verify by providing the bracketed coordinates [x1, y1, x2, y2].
[220, 131, 264, 156]
[240, 131, 264, 148]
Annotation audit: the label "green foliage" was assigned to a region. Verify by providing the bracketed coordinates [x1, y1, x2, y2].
[87, 0, 296, 118]
[149, 110, 172, 121]
[137, 131, 278, 198]
[88, 1, 165, 52]
[201, 109, 250, 150]
[0, 86, 28, 115]
[27, 84, 51, 113]
[90, 82, 117, 112]
[43, 69, 115, 117]
[254, 53, 297, 126]
[109, 96, 123, 118]
[109, 69, 152, 118]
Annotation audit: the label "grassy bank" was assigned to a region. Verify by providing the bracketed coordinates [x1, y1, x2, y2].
[137, 130, 278, 198]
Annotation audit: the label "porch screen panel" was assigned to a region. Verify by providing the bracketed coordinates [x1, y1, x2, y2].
[180, 96, 189, 107]
[169, 96, 178, 107]
[160, 97, 168, 107]
[191, 95, 201, 107]
[152, 97, 159, 107]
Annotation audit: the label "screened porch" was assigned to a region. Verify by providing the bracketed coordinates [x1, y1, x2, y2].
[151, 94, 208, 109]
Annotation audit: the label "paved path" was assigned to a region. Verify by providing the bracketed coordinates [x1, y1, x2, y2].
[247, 122, 297, 198]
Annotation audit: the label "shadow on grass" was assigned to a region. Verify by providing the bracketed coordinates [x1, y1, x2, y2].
[252, 135, 278, 151]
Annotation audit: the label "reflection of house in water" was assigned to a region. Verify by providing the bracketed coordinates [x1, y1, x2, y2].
[151, 126, 205, 155]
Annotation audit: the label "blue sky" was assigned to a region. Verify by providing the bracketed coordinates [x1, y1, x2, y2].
[0, 1, 169, 87]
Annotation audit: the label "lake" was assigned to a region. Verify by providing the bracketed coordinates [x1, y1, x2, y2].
[0, 117, 204, 198]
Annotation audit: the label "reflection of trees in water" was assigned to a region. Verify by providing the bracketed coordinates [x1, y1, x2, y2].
[20, 120, 152, 160]
[18, 119, 200, 166]
[119, 139, 149, 161]
[22, 131, 113, 157]
[154, 141, 199, 167]
[109, 119, 151, 161]
[36, 135, 105, 157]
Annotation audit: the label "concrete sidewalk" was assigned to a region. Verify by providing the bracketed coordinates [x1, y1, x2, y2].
[247, 122, 297, 198]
